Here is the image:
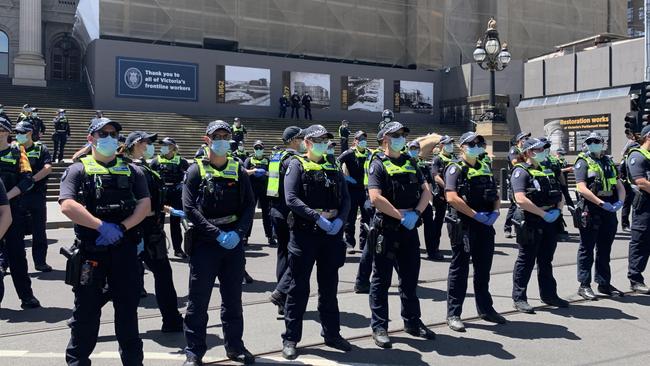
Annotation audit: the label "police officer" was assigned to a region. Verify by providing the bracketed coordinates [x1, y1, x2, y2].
[541, 140, 570, 240]
[59, 117, 150, 365]
[504, 132, 530, 238]
[278, 94, 289, 118]
[182, 120, 255, 365]
[15, 121, 53, 272]
[619, 140, 639, 231]
[554, 147, 575, 208]
[234, 141, 249, 161]
[627, 125, 650, 294]
[338, 131, 370, 253]
[17, 104, 30, 122]
[301, 92, 313, 120]
[281, 124, 351, 359]
[121, 131, 184, 333]
[232, 117, 247, 145]
[408, 140, 438, 260]
[52, 108, 71, 163]
[0, 116, 39, 309]
[378, 109, 393, 131]
[339, 120, 350, 152]
[367, 121, 435, 348]
[243, 140, 273, 245]
[290, 92, 301, 120]
[326, 141, 337, 159]
[510, 138, 568, 314]
[151, 137, 190, 258]
[574, 132, 626, 300]
[267, 126, 304, 315]
[0, 180, 12, 309]
[0, 104, 11, 124]
[429, 135, 456, 261]
[26, 108, 45, 142]
[444, 132, 503, 331]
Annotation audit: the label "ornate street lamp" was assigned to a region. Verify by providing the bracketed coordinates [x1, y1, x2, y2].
[473, 17, 511, 122]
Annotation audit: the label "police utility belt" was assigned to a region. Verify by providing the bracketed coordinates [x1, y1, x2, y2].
[288, 209, 338, 232]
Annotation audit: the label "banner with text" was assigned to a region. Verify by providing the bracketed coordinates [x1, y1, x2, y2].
[116, 57, 198, 101]
[543, 114, 611, 154]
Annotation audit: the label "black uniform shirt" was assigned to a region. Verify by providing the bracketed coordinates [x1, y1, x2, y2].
[25, 143, 52, 193]
[628, 151, 649, 180]
[444, 159, 483, 192]
[59, 158, 149, 202]
[337, 148, 367, 188]
[150, 156, 190, 185]
[510, 163, 534, 193]
[508, 146, 521, 166]
[182, 161, 255, 237]
[0, 180, 8, 206]
[339, 126, 350, 139]
[368, 154, 425, 191]
[284, 157, 350, 222]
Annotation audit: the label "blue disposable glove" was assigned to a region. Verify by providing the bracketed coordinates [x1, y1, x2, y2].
[317, 216, 333, 232]
[345, 175, 357, 184]
[220, 231, 241, 249]
[600, 202, 616, 212]
[217, 231, 228, 245]
[543, 209, 561, 223]
[485, 210, 500, 226]
[401, 211, 419, 230]
[327, 218, 344, 235]
[136, 239, 144, 255]
[254, 168, 266, 177]
[473, 212, 491, 225]
[170, 208, 186, 218]
[612, 200, 624, 211]
[96, 222, 123, 246]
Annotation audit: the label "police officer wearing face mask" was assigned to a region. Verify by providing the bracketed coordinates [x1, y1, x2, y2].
[574, 132, 626, 300]
[26, 108, 45, 142]
[627, 125, 650, 294]
[0, 104, 11, 124]
[268, 127, 305, 315]
[326, 141, 337, 159]
[121, 131, 184, 333]
[619, 140, 639, 232]
[407, 140, 438, 261]
[338, 120, 350, 152]
[15, 121, 53, 272]
[234, 141, 249, 161]
[150, 137, 190, 258]
[444, 132, 503, 332]
[17, 104, 30, 122]
[378, 109, 394, 131]
[281, 124, 351, 360]
[232, 117, 247, 145]
[59, 117, 150, 365]
[504, 132, 530, 238]
[0, 117, 39, 309]
[243, 140, 273, 245]
[367, 121, 435, 348]
[429, 135, 456, 261]
[510, 138, 568, 314]
[182, 120, 255, 365]
[52, 108, 71, 163]
[338, 131, 371, 255]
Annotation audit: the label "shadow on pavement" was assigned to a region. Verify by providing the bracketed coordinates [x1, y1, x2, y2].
[30, 269, 66, 281]
[543, 303, 638, 320]
[468, 319, 581, 340]
[303, 310, 371, 330]
[300, 338, 433, 365]
[433, 333, 516, 359]
[416, 285, 447, 302]
[0, 306, 71, 323]
[241, 279, 276, 294]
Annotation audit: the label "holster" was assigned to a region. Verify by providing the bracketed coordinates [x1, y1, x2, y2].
[371, 214, 399, 259]
[144, 225, 168, 260]
[515, 223, 542, 246]
[60, 244, 82, 287]
[182, 218, 195, 256]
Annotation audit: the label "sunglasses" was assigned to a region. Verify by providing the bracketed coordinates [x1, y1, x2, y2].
[464, 141, 485, 148]
[388, 132, 407, 138]
[585, 140, 603, 145]
[309, 137, 327, 144]
[95, 130, 119, 138]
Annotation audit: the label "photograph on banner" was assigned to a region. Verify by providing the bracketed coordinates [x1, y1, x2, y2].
[543, 114, 611, 155]
[216, 65, 271, 106]
[341, 76, 384, 112]
[394, 80, 434, 114]
[281, 71, 331, 108]
[116, 57, 198, 101]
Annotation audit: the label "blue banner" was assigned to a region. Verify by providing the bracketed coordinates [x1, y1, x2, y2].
[116, 57, 198, 101]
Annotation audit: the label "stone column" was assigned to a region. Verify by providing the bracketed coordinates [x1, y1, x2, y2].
[13, 0, 46, 87]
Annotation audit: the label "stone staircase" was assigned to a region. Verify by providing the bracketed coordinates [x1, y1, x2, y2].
[0, 77, 92, 109]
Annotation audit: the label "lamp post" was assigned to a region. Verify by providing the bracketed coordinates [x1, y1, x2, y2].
[473, 17, 511, 122]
